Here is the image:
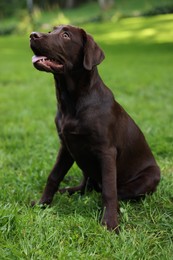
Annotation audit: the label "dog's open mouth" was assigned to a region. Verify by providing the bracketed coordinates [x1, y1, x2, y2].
[32, 55, 64, 73]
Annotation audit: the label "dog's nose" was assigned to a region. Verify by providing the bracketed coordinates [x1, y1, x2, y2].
[30, 32, 42, 39]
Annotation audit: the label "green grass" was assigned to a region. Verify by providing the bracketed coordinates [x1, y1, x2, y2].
[0, 13, 173, 259]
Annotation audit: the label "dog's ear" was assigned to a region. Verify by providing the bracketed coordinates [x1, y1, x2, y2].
[82, 31, 105, 70]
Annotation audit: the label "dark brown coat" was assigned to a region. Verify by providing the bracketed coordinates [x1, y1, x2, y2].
[30, 25, 160, 232]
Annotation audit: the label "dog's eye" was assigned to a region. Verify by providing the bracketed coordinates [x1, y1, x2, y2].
[62, 32, 70, 39]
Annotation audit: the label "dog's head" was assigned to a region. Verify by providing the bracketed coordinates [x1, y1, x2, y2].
[30, 25, 105, 74]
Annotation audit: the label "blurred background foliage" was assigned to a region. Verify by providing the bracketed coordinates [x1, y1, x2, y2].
[0, 0, 173, 35]
[1, 0, 109, 18]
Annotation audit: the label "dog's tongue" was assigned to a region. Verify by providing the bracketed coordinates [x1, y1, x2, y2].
[32, 55, 47, 64]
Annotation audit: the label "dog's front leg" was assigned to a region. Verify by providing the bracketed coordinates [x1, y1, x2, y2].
[101, 148, 119, 233]
[38, 145, 74, 205]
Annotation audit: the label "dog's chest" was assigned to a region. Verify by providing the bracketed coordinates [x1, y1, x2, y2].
[58, 115, 93, 154]
[58, 115, 101, 177]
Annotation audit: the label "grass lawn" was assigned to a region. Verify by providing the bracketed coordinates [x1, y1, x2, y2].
[0, 13, 173, 259]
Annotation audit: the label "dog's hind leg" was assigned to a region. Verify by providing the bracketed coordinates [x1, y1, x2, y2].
[118, 165, 160, 201]
[58, 176, 87, 195]
[59, 176, 102, 195]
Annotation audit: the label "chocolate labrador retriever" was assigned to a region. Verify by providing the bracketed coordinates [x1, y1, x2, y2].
[30, 25, 160, 233]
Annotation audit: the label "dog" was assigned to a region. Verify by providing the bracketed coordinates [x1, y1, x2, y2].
[30, 25, 160, 233]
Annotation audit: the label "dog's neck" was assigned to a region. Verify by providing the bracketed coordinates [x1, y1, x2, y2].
[54, 67, 103, 115]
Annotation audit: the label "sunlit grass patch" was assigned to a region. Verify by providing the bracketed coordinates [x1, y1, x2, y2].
[85, 14, 173, 44]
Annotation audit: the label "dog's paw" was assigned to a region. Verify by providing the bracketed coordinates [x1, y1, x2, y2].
[102, 220, 120, 234]
[103, 221, 120, 234]
[102, 214, 120, 234]
[30, 200, 51, 209]
[31, 200, 37, 207]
